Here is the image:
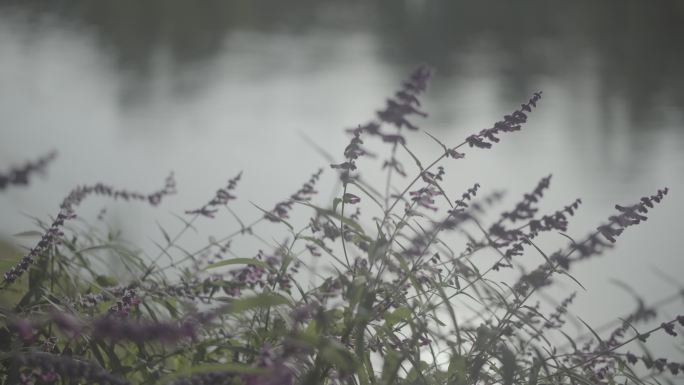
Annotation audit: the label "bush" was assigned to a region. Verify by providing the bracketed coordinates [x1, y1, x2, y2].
[0, 66, 680, 385]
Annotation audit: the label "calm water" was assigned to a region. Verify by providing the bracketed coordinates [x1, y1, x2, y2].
[1, 0, 683, 350]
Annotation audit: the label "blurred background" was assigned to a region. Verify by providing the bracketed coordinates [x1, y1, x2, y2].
[0, 0, 683, 355]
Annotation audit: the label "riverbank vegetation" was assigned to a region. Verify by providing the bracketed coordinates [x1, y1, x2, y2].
[0, 67, 680, 385]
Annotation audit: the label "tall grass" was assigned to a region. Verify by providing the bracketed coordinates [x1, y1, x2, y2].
[0, 67, 680, 385]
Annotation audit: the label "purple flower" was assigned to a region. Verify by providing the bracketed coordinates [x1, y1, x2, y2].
[0, 151, 57, 191]
[2, 174, 176, 285]
[16, 352, 129, 385]
[466, 92, 542, 150]
[186, 172, 242, 218]
[265, 169, 323, 222]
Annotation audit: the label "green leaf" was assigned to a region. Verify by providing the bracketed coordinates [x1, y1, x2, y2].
[578, 317, 606, 347]
[229, 293, 291, 313]
[333, 197, 342, 213]
[368, 236, 389, 265]
[12, 230, 43, 238]
[156, 220, 172, 244]
[320, 341, 357, 372]
[385, 307, 411, 328]
[406, 361, 429, 382]
[158, 363, 265, 384]
[94, 275, 118, 287]
[76, 244, 119, 254]
[401, 144, 424, 172]
[204, 258, 268, 270]
[447, 355, 466, 385]
[381, 350, 403, 385]
[424, 130, 448, 151]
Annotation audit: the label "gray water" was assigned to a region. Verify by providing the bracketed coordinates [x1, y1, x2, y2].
[1, 0, 683, 357]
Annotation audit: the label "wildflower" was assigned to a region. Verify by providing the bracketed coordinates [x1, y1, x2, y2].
[342, 193, 361, 204]
[409, 186, 440, 211]
[376, 66, 432, 131]
[0, 151, 57, 191]
[186, 172, 241, 218]
[266, 169, 322, 221]
[8, 318, 35, 343]
[515, 190, 667, 295]
[15, 352, 129, 385]
[625, 352, 638, 365]
[597, 188, 669, 244]
[332, 127, 367, 183]
[2, 174, 176, 285]
[108, 288, 141, 317]
[668, 362, 680, 375]
[662, 322, 677, 336]
[466, 92, 542, 150]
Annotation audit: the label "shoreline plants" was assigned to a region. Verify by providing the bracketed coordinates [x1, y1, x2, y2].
[0, 66, 680, 385]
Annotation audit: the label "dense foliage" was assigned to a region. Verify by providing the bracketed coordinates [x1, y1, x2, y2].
[0, 67, 680, 385]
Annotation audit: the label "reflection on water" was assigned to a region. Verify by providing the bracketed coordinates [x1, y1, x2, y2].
[2, 0, 683, 121]
[0, 0, 683, 345]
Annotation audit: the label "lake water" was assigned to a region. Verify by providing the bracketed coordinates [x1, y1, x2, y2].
[1, 0, 683, 355]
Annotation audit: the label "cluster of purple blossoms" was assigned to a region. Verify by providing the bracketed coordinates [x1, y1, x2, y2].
[336, 66, 432, 181]
[628, 354, 684, 376]
[75, 292, 107, 309]
[8, 317, 36, 344]
[527, 198, 582, 238]
[50, 310, 202, 344]
[581, 317, 684, 382]
[15, 352, 129, 385]
[515, 188, 669, 294]
[600, 300, 657, 351]
[465, 92, 542, 149]
[265, 169, 322, 222]
[403, 183, 480, 259]
[107, 288, 141, 317]
[619, 317, 684, 376]
[0, 151, 57, 192]
[490, 196, 582, 270]
[376, 65, 432, 131]
[350, 65, 432, 137]
[541, 292, 576, 331]
[481, 175, 576, 269]
[499, 174, 552, 224]
[407, 166, 446, 212]
[331, 127, 368, 183]
[227, 250, 291, 296]
[242, 345, 296, 385]
[597, 188, 669, 242]
[186, 172, 241, 218]
[91, 316, 199, 344]
[408, 187, 440, 212]
[453, 183, 481, 211]
[304, 214, 343, 259]
[2, 174, 176, 284]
